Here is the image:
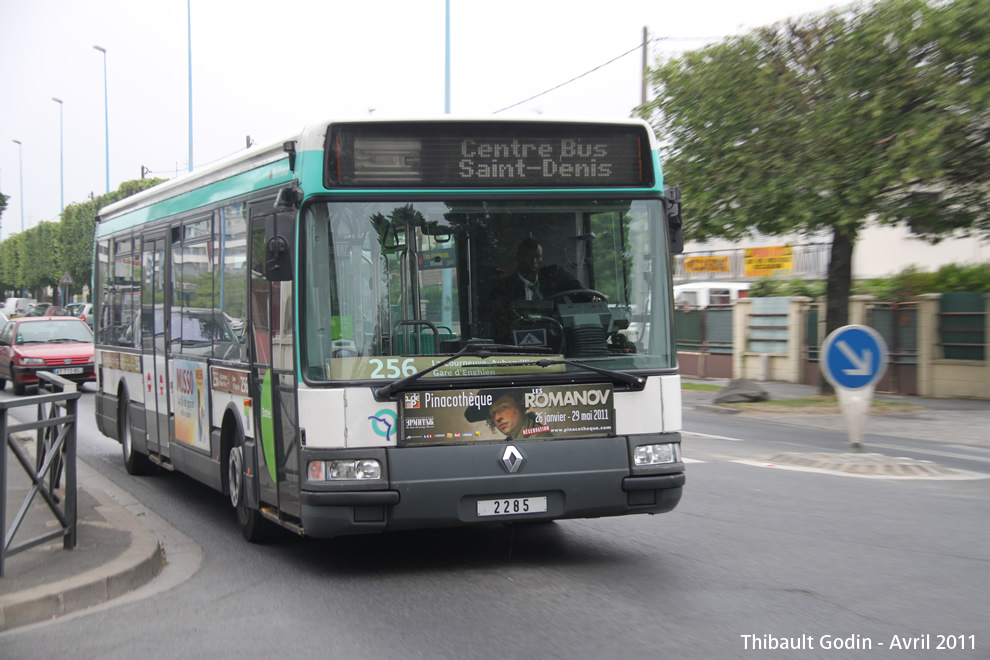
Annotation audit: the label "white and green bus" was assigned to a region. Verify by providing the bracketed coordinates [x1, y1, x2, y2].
[94, 118, 686, 542]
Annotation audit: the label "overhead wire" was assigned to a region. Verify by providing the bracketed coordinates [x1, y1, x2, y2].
[491, 34, 723, 115]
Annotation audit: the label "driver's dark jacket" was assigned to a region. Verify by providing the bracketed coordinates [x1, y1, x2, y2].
[488, 265, 583, 344]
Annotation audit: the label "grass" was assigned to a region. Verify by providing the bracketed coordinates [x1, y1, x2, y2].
[682, 382, 921, 413]
[681, 382, 723, 392]
[719, 395, 920, 413]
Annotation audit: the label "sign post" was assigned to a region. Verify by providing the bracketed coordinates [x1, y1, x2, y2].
[820, 325, 889, 449]
[59, 272, 74, 307]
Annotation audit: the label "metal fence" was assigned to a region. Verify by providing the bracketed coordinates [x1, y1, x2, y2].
[674, 304, 734, 379]
[869, 302, 919, 394]
[1, 373, 81, 577]
[939, 293, 986, 361]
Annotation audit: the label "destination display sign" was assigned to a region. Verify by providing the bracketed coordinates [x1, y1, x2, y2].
[326, 354, 565, 381]
[399, 383, 615, 446]
[326, 122, 654, 188]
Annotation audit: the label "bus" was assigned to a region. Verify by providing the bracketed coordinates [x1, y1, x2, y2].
[93, 118, 686, 542]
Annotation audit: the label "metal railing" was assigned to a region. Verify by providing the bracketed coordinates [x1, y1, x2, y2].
[672, 243, 831, 283]
[1, 372, 81, 577]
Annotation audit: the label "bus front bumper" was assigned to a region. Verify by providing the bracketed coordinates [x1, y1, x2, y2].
[298, 434, 683, 539]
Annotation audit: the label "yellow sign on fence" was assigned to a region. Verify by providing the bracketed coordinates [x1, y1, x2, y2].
[684, 256, 731, 274]
[744, 245, 793, 278]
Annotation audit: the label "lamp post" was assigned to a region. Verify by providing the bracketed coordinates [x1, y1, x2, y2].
[52, 97, 64, 213]
[11, 139, 24, 233]
[187, 0, 194, 172]
[93, 45, 109, 193]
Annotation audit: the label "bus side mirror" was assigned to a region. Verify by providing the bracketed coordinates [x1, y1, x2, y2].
[265, 211, 295, 281]
[664, 185, 684, 254]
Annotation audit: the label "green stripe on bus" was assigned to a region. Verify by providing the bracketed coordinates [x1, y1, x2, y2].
[260, 369, 277, 483]
[97, 158, 296, 236]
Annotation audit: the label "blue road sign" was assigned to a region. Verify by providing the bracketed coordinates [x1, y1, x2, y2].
[821, 325, 889, 390]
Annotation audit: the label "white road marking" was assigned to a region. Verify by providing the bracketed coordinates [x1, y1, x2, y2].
[868, 443, 990, 465]
[683, 430, 745, 442]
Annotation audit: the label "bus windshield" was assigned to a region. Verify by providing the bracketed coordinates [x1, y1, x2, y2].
[301, 197, 675, 382]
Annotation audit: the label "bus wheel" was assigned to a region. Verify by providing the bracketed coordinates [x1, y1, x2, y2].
[120, 395, 152, 475]
[228, 434, 272, 543]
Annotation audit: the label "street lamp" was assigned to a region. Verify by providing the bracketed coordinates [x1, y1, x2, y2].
[11, 139, 24, 233]
[187, 0, 194, 172]
[93, 45, 109, 193]
[52, 97, 64, 213]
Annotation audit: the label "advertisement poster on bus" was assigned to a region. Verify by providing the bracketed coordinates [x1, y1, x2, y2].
[399, 383, 615, 445]
[173, 359, 209, 451]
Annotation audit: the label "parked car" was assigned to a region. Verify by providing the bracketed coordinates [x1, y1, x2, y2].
[25, 302, 53, 317]
[0, 316, 95, 395]
[71, 302, 94, 330]
[1, 297, 36, 318]
[673, 282, 750, 309]
[43, 306, 73, 317]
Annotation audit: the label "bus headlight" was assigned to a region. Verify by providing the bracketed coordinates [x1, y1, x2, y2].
[633, 443, 680, 466]
[307, 459, 383, 481]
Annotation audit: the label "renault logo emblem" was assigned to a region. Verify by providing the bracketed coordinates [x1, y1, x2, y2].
[501, 445, 524, 473]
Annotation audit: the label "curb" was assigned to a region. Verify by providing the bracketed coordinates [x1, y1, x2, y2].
[0, 448, 164, 632]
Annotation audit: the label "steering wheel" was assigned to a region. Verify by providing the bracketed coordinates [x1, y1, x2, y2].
[547, 289, 609, 304]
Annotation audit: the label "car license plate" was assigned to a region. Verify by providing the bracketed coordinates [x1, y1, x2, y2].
[54, 367, 84, 375]
[477, 496, 548, 517]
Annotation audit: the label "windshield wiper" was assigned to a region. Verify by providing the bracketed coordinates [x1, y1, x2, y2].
[373, 343, 549, 400]
[514, 357, 647, 389]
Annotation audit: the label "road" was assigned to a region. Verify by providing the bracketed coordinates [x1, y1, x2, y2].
[2, 386, 988, 658]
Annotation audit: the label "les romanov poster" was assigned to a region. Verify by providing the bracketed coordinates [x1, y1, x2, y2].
[399, 383, 615, 445]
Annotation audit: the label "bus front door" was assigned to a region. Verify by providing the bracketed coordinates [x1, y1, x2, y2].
[249, 208, 300, 521]
[142, 237, 170, 458]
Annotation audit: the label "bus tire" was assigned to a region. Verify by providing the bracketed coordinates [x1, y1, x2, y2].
[228, 432, 272, 543]
[120, 393, 152, 475]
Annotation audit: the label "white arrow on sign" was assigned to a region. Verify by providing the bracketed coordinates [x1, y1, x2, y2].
[837, 341, 872, 376]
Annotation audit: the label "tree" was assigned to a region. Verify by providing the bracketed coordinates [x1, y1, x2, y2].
[21, 221, 60, 299]
[641, 0, 990, 355]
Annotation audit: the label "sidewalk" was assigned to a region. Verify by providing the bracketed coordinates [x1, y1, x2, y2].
[682, 377, 990, 449]
[1, 430, 163, 632]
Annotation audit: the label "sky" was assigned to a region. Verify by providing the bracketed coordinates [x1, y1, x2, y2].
[0, 0, 845, 240]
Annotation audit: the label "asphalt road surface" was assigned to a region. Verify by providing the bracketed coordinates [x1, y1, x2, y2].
[2, 386, 988, 659]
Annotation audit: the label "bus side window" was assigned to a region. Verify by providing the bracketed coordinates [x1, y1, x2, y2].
[220, 203, 249, 363]
[250, 218, 272, 366]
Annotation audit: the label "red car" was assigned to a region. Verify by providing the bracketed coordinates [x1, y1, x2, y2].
[0, 316, 95, 395]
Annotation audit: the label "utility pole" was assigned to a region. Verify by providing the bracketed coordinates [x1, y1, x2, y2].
[642, 26, 649, 107]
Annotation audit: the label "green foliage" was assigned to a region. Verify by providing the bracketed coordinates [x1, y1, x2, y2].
[751, 263, 990, 301]
[641, 0, 990, 333]
[854, 263, 990, 301]
[0, 177, 166, 298]
[642, 0, 990, 243]
[749, 277, 827, 298]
